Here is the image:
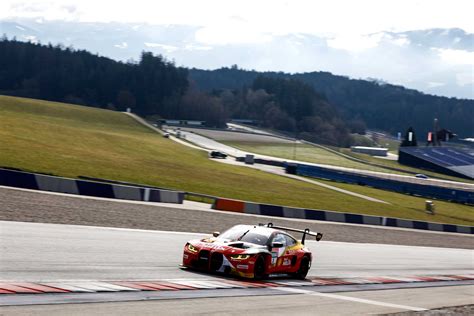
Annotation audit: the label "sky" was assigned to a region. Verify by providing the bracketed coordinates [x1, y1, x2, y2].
[1, 0, 473, 98]
[1, 0, 473, 43]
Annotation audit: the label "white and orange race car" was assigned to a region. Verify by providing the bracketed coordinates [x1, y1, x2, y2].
[182, 223, 323, 279]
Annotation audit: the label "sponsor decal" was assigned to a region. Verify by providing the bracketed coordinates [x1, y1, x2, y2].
[271, 252, 278, 265]
[209, 245, 227, 251]
[283, 258, 291, 266]
[271, 246, 288, 265]
[183, 254, 188, 259]
[236, 264, 249, 270]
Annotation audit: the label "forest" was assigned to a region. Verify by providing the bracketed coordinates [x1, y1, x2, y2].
[0, 38, 355, 146]
[2, 37, 471, 148]
[190, 67, 474, 138]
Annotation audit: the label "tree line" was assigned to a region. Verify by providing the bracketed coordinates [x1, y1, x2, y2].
[0, 37, 188, 115]
[0, 38, 357, 146]
[190, 67, 474, 138]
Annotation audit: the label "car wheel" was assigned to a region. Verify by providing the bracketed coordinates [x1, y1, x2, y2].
[253, 255, 267, 280]
[294, 256, 310, 280]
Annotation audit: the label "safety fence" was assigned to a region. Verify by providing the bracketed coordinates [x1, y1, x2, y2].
[0, 168, 184, 204]
[212, 198, 473, 234]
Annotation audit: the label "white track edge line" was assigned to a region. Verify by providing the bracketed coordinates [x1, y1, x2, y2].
[275, 287, 427, 311]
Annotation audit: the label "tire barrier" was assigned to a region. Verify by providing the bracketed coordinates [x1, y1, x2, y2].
[0, 168, 184, 204]
[212, 198, 473, 234]
[292, 164, 474, 205]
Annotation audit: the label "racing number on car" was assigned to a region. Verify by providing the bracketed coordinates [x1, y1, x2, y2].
[271, 234, 288, 267]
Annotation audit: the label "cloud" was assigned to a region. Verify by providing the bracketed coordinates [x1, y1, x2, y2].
[114, 42, 128, 49]
[456, 72, 473, 86]
[194, 20, 273, 45]
[184, 44, 213, 51]
[435, 48, 474, 65]
[22, 35, 38, 43]
[327, 33, 383, 52]
[427, 82, 445, 88]
[392, 37, 410, 46]
[3, 1, 80, 21]
[144, 42, 179, 53]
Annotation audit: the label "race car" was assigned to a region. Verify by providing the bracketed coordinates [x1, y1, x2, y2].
[181, 223, 323, 279]
[209, 150, 228, 159]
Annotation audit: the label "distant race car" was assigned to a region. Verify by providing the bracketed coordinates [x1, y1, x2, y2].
[181, 223, 323, 279]
[209, 150, 228, 159]
[415, 173, 429, 179]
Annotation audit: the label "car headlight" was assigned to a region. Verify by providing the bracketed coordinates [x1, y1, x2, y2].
[186, 243, 198, 253]
[230, 254, 250, 260]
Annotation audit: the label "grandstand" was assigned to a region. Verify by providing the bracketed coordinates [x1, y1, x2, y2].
[399, 146, 474, 180]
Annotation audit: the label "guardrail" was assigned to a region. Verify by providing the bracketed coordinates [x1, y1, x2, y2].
[212, 197, 473, 235]
[0, 168, 184, 204]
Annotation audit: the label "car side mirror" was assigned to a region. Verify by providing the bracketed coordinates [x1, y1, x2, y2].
[212, 232, 220, 237]
[271, 242, 284, 248]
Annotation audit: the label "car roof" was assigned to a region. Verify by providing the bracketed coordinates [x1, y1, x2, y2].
[229, 224, 293, 237]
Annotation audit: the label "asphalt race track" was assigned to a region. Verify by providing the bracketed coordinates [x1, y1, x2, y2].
[2, 221, 473, 282]
[0, 185, 473, 314]
[1, 221, 473, 315]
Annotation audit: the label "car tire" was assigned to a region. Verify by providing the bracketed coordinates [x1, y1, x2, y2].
[294, 256, 310, 280]
[253, 255, 267, 280]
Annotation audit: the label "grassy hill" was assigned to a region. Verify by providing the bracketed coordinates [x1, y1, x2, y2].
[1, 95, 472, 225]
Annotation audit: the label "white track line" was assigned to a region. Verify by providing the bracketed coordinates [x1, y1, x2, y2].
[275, 287, 427, 312]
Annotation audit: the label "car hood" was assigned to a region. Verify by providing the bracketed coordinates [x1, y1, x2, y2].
[189, 237, 268, 254]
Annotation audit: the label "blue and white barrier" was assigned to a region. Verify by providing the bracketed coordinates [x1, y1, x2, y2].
[213, 198, 473, 234]
[0, 168, 184, 204]
[292, 164, 474, 205]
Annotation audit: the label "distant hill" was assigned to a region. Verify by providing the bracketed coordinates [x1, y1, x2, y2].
[1, 37, 472, 143]
[189, 67, 474, 138]
[0, 39, 356, 146]
[0, 37, 189, 116]
[2, 19, 472, 99]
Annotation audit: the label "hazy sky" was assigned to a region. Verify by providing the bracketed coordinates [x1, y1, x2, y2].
[1, 0, 473, 98]
[1, 0, 473, 41]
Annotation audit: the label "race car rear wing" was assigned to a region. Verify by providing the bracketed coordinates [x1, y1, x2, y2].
[262, 223, 323, 245]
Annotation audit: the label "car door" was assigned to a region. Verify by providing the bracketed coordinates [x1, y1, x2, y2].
[282, 234, 301, 271]
[270, 233, 288, 272]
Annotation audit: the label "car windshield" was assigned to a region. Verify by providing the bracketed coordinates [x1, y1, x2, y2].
[218, 225, 271, 246]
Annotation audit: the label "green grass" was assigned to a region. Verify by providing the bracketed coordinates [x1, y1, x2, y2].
[313, 178, 474, 225]
[1, 95, 473, 225]
[224, 141, 409, 174]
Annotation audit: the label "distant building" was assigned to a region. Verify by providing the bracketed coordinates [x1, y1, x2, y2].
[351, 146, 388, 157]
